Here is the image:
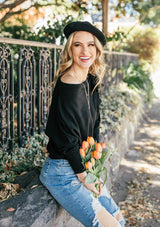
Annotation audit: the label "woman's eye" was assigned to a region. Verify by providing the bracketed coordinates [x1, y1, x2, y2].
[89, 44, 95, 47]
[74, 44, 81, 47]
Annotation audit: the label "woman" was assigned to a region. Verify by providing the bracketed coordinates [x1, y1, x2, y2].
[40, 21, 125, 227]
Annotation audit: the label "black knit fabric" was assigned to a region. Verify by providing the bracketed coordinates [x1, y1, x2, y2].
[45, 74, 101, 174]
[64, 21, 106, 46]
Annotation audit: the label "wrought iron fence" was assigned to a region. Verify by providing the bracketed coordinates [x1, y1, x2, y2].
[0, 37, 138, 152]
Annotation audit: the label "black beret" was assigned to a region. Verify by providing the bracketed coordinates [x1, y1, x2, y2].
[64, 21, 106, 46]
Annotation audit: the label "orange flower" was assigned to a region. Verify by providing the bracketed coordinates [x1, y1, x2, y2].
[85, 161, 92, 170]
[95, 143, 102, 152]
[91, 151, 94, 158]
[91, 157, 95, 166]
[100, 143, 106, 149]
[93, 150, 101, 159]
[82, 140, 89, 150]
[80, 138, 111, 198]
[87, 137, 95, 146]
[79, 148, 86, 157]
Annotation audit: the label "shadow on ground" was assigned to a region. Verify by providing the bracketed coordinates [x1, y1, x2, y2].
[111, 98, 160, 227]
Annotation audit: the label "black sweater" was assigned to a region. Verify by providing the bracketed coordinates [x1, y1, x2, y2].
[45, 74, 101, 174]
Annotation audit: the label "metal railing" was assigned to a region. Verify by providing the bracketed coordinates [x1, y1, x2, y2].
[0, 37, 138, 152]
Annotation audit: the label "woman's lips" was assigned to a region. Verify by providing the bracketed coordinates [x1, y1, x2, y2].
[80, 56, 90, 62]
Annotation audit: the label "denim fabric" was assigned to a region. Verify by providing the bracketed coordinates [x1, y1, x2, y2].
[40, 158, 125, 227]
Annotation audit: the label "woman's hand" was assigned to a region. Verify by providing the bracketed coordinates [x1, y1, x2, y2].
[84, 181, 102, 197]
[76, 171, 102, 196]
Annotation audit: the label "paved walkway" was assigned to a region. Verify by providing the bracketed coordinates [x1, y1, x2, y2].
[111, 71, 160, 226]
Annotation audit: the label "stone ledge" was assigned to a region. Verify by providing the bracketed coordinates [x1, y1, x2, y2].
[0, 101, 144, 227]
[0, 170, 83, 227]
[104, 102, 143, 190]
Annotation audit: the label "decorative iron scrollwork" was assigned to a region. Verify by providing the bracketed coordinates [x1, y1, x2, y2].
[17, 47, 35, 145]
[0, 45, 14, 151]
[38, 48, 52, 132]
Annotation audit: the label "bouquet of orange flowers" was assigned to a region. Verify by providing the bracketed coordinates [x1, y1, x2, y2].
[79, 137, 111, 190]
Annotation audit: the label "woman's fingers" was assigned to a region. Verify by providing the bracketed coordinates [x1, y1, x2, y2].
[98, 181, 103, 196]
[97, 181, 103, 196]
[92, 184, 100, 195]
[83, 182, 98, 194]
[87, 181, 103, 195]
[82, 179, 104, 196]
[77, 174, 104, 196]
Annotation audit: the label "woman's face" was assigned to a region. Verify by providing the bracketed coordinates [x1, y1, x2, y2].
[71, 31, 97, 70]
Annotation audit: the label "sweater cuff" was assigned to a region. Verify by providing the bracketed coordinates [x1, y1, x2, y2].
[66, 147, 86, 174]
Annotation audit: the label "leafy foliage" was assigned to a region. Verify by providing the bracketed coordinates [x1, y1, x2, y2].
[35, 15, 76, 44]
[106, 30, 126, 51]
[122, 26, 160, 69]
[0, 0, 88, 24]
[100, 82, 141, 135]
[143, 2, 160, 27]
[114, 0, 160, 27]
[0, 133, 48, 183]
[0, 15, 76, 44]
[122, 62, 155, 103]
[107, 31, 126, 42]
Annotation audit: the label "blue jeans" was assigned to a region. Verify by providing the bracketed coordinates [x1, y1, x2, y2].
[40, 158, 125, 227]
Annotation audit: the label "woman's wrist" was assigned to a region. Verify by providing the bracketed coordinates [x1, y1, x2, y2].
[76, 171, 87, 183]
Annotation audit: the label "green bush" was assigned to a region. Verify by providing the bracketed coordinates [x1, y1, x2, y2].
[100, 83, 140, 135]
[122, 26, 160, 70]
[0, 133, 48, 183]
[122, 62, 155, 103]
[0, 15, 78, 44]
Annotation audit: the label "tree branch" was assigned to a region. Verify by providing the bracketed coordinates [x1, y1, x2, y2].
[0, 2, 65, 24]
[0, 0, 27, 10]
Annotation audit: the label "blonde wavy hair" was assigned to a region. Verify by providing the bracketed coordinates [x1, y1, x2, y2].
[55, 32, 106, 90]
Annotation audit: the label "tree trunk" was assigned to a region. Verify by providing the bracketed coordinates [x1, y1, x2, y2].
[102, 0, 109, 35]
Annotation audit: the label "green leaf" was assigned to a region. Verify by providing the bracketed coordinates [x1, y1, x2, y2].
[102, 167, 108, 185]
[101, 149, 111, 165]
[85, 173, 98, 184]
[83, 151, 91, 163]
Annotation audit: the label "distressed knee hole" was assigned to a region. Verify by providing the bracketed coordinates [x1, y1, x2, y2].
[96, 207, 120, 227]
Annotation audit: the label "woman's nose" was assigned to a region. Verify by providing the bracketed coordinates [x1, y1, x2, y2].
[81, 46, 89, 55]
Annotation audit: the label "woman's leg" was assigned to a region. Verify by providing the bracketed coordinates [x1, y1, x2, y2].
[40, 158, 124, 227]
[96, 207, 120, 227]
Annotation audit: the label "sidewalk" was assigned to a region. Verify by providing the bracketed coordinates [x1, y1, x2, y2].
[111, 85, 160, 225]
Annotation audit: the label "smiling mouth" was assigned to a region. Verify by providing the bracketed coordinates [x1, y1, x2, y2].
[80, 57, 90, 60]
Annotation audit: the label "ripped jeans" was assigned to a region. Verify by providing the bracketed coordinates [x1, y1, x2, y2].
[40, 158, 125, 227]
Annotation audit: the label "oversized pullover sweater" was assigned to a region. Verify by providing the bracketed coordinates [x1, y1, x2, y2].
[45, 74, 101, 174]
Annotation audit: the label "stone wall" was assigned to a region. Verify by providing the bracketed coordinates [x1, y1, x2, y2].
[0, 101, 143, 227]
